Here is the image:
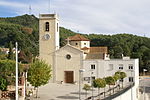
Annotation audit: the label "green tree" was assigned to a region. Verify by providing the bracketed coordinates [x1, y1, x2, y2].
[27, 59, 52, 98]
[93, 78, 106, 99]
[83, 84, 91, 98]
[105, 76, 115, 95]
[113, 74, 120, 83]
[115, 71, 127, 88]
[115, 72, 121, 89]
[0, 76, 8, 91]
[113, 74, 120, 92]
[0, 48, 7, 60]
[120, 72, 127, 88]
[0, 60, 23, 86]
[7, 41, 14, 60]
[123, 45, 131, 56]
[113, 45, 123, 58]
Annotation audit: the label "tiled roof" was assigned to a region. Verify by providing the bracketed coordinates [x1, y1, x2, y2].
[84, 47, 108, 59]
[81, 47, 90, 50]
[68, 34, 90, 41]
[86, 53, 104, 59]
[89, 47, 108, 53]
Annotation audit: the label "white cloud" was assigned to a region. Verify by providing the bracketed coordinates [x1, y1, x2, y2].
[0, 1, 27, 8]
[1, 0, 150, 37]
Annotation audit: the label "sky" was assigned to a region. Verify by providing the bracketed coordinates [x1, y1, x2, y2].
[0, 0, 150, 37]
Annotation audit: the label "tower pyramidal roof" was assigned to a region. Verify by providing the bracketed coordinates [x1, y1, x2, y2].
[68, 34, 90, 41]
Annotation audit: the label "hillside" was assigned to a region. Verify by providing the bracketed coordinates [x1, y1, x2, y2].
[0, 14, 150, 72]
[0, 14, 77, 55]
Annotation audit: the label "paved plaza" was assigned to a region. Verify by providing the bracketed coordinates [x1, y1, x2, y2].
[30, 81, 139, 100]
[32, 82, 108, 100]
[33, 83, 85, 100]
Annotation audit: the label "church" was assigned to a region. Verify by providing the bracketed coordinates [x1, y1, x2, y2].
[39, 14, 139, 89]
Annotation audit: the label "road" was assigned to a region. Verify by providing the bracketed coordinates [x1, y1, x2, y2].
[139, 77, 150, 100]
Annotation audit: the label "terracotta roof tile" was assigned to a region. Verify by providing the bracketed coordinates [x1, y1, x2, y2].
[68, 34, 90, 41]
[81, 47, 90, 50]
[86, 53, 104, 59]
[90, 47, 108, 53]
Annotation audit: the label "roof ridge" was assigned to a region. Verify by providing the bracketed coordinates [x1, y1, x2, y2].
[68, 34, 90, 41]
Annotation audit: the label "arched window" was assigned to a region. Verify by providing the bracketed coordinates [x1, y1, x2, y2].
[45, 22, 49, 31]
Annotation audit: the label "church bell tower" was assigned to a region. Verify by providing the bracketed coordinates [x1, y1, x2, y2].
[39, 14, 59, 82]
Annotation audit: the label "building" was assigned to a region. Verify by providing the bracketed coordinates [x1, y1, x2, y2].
[39, 14, 139, 92]
[83, 58, 139, 86]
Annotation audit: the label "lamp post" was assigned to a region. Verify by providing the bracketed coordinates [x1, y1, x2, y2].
[79, 69, 85, 100]
[91, 70, 94, 100]
[15, 42, 18, 100]
[130, 70, 134, 100]
[143, 69, 147, 100]
[24, 65, 29, 99]
[143, 69, 147, 76]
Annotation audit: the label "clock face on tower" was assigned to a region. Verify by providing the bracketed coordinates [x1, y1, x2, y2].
[43, 34, 50, 40]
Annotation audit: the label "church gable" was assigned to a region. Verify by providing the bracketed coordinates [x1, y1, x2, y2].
[55, 44, 83, 55]
[55, 44, 83, 83]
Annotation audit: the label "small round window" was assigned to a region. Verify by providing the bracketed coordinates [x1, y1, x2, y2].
[66, 54, 71, 60]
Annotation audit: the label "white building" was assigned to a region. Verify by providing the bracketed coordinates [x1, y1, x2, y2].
[83, 58, 139, 85]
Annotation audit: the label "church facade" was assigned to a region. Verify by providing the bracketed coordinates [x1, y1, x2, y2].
[39, 14, 139, 89]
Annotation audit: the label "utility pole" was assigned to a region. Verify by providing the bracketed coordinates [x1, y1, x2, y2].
[15, 42, 18, 100]
[29, 5, 31, 15]
[91, 71, 94, 100]
[79, 69, 85, 100]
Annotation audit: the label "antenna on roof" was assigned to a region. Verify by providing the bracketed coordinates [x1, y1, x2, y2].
[29, 5, 32, 15]
[48, 0, 51, 13]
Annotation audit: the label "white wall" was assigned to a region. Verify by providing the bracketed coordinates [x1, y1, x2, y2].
[55, 45, 83, 83]
[112, 85, 138, 100]
[70, 41, 90, 49]
[83, 59, 139, 85]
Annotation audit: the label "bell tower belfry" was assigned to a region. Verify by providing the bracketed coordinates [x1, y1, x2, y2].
[39, 14, 59, 82]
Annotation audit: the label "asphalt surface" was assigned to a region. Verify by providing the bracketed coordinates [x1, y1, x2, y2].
[139, 77, 150, 100]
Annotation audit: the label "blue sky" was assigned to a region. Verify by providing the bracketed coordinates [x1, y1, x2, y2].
[0, 0, 150, 37]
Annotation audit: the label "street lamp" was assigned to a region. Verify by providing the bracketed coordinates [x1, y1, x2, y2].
[24, 65, 29, 99]
[79, 69, 85, 100]
[143, 69, 147, 100]
[143, 69, 147, 76]
[130, 70, 134, 100]
[15, 42, 18, 100]
[90, 70, 94, 100]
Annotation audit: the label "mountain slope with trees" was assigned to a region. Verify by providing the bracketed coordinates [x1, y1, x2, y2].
[0, 14, 150, 72]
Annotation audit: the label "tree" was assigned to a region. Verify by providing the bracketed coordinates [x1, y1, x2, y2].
[120, 72, 127, 88]
[0, 48, 7, 60]
[18, 50, 32, 64]
[113, 45, 123, 58]
[115, 71, 127, 88]
[93, 78, 106, 99]
[113, 74, 120, 83]
[113, 74, 120, 92]
[104, 76, 115, 95]
[83, 84, 91, 98]
[0, 76, 8, 91]
[115, 72, 121, 89]
[0, 60, 23, 91]
[123, 44, 131, 56]
[27, 59, 52, 98]
[7, 41, 14, 60]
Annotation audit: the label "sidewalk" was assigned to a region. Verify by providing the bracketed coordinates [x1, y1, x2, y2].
[33, 83, 81, 100]
[139, 92, 150, 100]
